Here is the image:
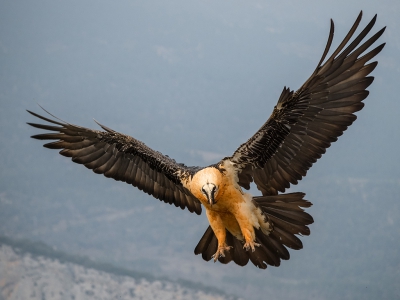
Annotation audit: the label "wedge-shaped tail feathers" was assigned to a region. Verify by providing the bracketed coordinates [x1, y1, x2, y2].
[194, 193, 313, 269]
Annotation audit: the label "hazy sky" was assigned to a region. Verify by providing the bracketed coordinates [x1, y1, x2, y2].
[1, 1, 398, 180]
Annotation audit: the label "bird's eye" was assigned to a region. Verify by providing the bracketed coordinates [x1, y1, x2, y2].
[201, 188, 207, 195]
[212, 186, 218, 194]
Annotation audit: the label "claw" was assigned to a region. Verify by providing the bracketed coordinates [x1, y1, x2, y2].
[243, 241, 260, 252]
[212, 245, 232, 262]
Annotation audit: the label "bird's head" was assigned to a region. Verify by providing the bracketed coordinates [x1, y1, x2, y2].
[190, 167, 223, 206]
[201, 182, 219, 206]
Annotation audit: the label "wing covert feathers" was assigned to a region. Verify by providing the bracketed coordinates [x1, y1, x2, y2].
[227, 12, 385, 195]
[194, 193, 313, 269]
[27, 109, 202, 215]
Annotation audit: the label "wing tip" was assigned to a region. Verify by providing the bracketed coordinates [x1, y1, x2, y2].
[93, 119, 116, 133]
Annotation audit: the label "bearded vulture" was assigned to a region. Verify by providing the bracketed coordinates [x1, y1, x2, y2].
[27, 12, 385, 269]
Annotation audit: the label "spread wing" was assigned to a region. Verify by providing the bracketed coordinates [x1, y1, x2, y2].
[224, 12, 385, 195]
[27, 109, 202, 214]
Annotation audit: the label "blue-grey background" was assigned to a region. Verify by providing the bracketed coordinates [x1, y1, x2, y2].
[1, 1, 399, 299]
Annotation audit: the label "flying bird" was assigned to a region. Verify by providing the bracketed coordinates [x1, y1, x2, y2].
[27, 12, 385, 269]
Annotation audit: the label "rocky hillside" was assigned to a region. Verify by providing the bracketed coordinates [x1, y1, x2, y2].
[0, 241, 233, 300]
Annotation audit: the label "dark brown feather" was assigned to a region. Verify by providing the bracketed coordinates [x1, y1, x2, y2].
[27, 110, 202, 214]
[226, 12, 385, 195]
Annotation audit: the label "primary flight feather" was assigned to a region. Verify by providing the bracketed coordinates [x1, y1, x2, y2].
[28, 11, 385, 269]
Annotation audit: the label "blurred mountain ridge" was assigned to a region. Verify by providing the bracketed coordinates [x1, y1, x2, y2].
[0, 236, 235, 300]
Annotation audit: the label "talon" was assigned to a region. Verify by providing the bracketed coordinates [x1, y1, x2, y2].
[243, 241, 260, 252]
[212, 245, 232, 262]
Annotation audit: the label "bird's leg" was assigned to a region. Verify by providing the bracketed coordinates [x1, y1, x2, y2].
[234, 208, 260, 252]
[206, 210, 232, 262]
[242, 229, 260, 252]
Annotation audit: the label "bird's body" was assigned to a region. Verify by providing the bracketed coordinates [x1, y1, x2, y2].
[183, 164, 269, 258]
[27, 12, 385, 269]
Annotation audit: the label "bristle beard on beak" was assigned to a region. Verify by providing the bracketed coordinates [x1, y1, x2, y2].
[208, 194, 215, 206]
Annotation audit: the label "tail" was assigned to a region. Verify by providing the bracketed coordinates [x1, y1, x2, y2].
[194, 192, 313, 269]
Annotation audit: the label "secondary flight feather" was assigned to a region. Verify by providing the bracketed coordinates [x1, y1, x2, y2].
[28, 12, 385, 269]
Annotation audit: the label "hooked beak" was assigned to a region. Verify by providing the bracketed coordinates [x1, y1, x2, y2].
[201, 183, 218, 206]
